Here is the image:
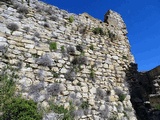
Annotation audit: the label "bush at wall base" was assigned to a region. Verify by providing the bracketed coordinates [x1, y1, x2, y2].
[1, 97, 42, 120]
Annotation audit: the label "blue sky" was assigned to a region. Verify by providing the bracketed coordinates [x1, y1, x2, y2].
[41, 0, 160, 71]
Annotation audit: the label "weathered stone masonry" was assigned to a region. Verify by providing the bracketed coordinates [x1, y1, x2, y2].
[0, 0, 137, 119]
[126, 64, 160, 120]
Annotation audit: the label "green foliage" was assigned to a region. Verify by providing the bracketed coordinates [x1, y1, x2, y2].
[0, 66, 19, 109]
[0, 72, 15, 111]
[118, 94, 126, 102]
[0, 67, 42, 120]
[80, 101, 89, 109]
[93, 27, 105, 35]
[68, 16, 74, 23]
[49, 101, 74, 120]
[80, 51, 85, 56]
[90, 66, 95, 80]
[53, 72, 59, 78]
[2, 97, 42, 120]
[154, 104, 160, 110]
[89, 44, 94, 50]
[61, 45, 65, 52]
[90, 70, 95, 79]
[50, 42, 57, 50]
[50, 104, 68, 114]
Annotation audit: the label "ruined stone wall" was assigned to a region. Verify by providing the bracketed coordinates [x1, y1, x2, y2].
[0, 0, 136, 119]
[126, 63, 160, 120]
[147, 65, 160, 80]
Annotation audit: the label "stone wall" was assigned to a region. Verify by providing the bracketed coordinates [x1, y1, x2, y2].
[147, 65, 160, 80]
[126, 63, 160, 120]
[0, 0, 136, 119]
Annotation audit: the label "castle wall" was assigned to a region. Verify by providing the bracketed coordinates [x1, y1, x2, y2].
[0, 0, 136, 119]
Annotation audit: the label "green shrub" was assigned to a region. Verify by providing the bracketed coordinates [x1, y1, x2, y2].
[118, 94, 126, 102]
[155, 104, 160, 110]
[68, 16, 74, 23]
[53, 72, 59, 78]
[89, 64, 96, 82]
[93, 27, 104, 35]
[0, 70, 16, 111]
[81, 101, 89, 109]
[50, 42, 57, 50]
[90, 69, 95, 79]
[0, 67, 42, 120]
[50, 104, 68, 114]
[49, 102, 74, 120]
[89, 44, 94, 50]
[90, 71, 95, 82]
[2, 97, 42, 120]
[61, 45, 65, 52]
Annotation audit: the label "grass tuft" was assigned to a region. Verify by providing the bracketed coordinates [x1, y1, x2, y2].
[50, 42, 57, 50]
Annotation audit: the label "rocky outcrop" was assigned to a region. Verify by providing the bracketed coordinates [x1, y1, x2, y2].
[0, 0, 137, 119]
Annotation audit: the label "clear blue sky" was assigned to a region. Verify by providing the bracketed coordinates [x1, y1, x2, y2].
[41, 0, 160, 71]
